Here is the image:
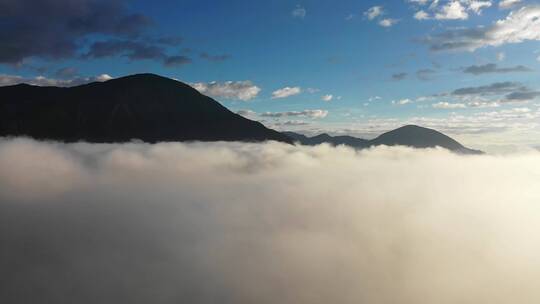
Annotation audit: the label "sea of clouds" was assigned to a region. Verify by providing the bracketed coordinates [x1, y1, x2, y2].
[1, 138, 540, 304]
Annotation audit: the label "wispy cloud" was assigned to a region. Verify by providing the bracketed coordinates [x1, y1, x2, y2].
[463, 63, 532, 75]
[272, 86, 302, 99]
[432, 101, 467, 109]
[292, 6, 306, 18]
[392, 72, 408, 81]
[191, 81, 261, 101]
[260, 109, 328, 119]
[499, 0, 521, 9]
[426, 6, 540, 52]
[392, 98, 413, 105]
[321, 94, 334, 102]
[364, 6, 384, 20]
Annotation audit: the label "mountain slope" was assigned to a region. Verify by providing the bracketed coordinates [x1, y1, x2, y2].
[0, 74, 292, 143]
[285, 125, 483, 154]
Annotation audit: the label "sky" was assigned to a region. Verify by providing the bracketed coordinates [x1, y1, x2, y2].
[1, 0, 540, 152]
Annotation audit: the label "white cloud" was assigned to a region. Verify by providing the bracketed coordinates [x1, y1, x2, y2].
[467, 100, 501, 108]
[292, 6, 306, 18]
[261, 109, 328, 119]
[364, 6, 384, 20]
[537, 54, 540, 62]
[413, 0, 493, 20]
[497, 51, 506, 61]
[275, 120, 310, 126]
[236, 109, 257, 118]
[432, 101, 467, 109]
[2, 139, 540, 303]
[428, 6, 540, 51]
[379, 18, 399, 27]
[435, 1, 469, 19]
[392, 98, 413, 105]
[408, 0, 431, 5]
[321, 94, 334, 102]
[414, 10, 431, 20]
[191, 81, 261, 101]
[369, 96, 382, 102]
[272, 86, 302, 99]
[95, 74, 113, 82]
[499, 0, 521, 9]
[0, 74, 113, 87]
[467, 0, 493, 14]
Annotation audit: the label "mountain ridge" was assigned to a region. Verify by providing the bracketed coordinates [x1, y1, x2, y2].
[0, 73, 292, 144]
[1, 73, 483, 154]
[285, 125, 483, 154]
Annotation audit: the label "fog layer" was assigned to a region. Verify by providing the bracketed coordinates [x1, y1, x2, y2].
[1, 138, 540, 304]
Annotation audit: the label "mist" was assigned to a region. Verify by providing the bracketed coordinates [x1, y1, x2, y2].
[1, 138, 540, 304]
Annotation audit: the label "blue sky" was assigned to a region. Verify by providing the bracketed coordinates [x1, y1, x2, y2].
[1, 0, 540, 151]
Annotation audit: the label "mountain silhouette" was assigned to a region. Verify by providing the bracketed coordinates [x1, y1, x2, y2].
[283, 132, 369, 148]
[285, 125, 483, 154]
[0, 73, 483, 153]
[0, 73, 292, 143]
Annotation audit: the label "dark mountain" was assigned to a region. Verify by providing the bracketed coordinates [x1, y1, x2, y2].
[0, 73, 292, 143]
[285, 125, 483, 154]
[284, 132, 369, 148]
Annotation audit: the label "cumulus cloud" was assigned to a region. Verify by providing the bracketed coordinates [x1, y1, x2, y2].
[435, 1, 470, 19]
[272, 87, 302, 99]
[364, 6, 384, 20]
[191, 81, 261, 101]
[260, 109, 328, 119]
[1, 139, 540, 303]
[379, 18, 399, 27]
[411, 0, 493, 20]
[463, 63, 532, 74]
[0, 74, 113, 87]
[414, 10, 431, 20]
[427, 6, 540, 51]
[321, 94, 334, 102]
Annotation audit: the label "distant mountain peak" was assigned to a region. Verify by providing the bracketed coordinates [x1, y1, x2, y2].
[285, 126, 483, 154]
